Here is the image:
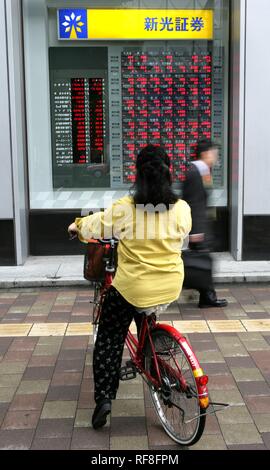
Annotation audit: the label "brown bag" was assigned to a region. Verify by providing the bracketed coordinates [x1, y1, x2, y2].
[83, 240, 109, 282]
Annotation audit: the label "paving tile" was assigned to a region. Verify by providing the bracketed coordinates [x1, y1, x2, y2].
[220, 423, 263, 445]
[41, 401, 77, 419]
[74, 409, 92, 428]
[110, 416, 147, 436]
[35, 418, 74, 438]
[0, 324, 32, 337]
[208, 321, 245, 333]
[250, 351, 270, 373]
[242, 305, 266, 313]
[65, 323, 93, 336]
[2, 410, 40, 430]
[9, 393, 46, 411]
[31, 437, 71, 450]
[225, 310, 248, 320]
[4, 350, 33, 362]
[54, 359, 85, 373]
[262, 433, 270, 449]
[17, 380, 50, 395]
[71, 427, 109, 450]
[37, 335, 63, 346]
[209, 390, 244, 406]
[242, 320, 270, 332]
[215, 336, 248, 357]
[117, 382, 144, 400]
[32, 345, 61, 357]
[216, 405, 253, 425]
[225, 356, 256, 368]
[0, 374, 22, 388]
[228, 444, 267, 450]
[208, 375, 237, 391]
[28, 355, 58, 367]
[147, 424, 178, 447]
[188, 333, 215, 342]
[77, 390, 95, 409]
[203, 415, 221, 435]
[188, 340, 218, 352]
[0, 387, 16, 403]
[8, 306, 31, 314]
[0, 293, 19, 299]
[247, 313, 270, 320]
[231, 367, 265, 382]
[197, 350, 226, 364]
[189, 434, 227, 450]
[110, 436, 148, 450]
[51, 372, 82, 387]
[23, 366, 55, 381]
[245, 396, 270, 414]
[172, 321, 210, 333]
[0, 338, 13, 354]
[46, 385, 80, 401]
[202, 363, 230, 376]
[237, 381, 270, 397]
[29, 323, 67, 337]
[238, 333, 270, 351]
[61, 336, 89, 350]
[0, 429, 34, 450]
[150, 444, 187, 450]
[112, 399, 145, 417]
[58, 349, 86, 361]
[253, 414, 270, 433]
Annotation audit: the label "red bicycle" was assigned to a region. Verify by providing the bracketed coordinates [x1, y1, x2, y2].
[88, 238, 225, 446]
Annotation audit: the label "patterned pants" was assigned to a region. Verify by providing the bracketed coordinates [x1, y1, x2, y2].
[93, 286, 142, 403]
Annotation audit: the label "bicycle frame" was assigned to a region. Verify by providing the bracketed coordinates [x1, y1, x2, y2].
[93, 246, 209, 411]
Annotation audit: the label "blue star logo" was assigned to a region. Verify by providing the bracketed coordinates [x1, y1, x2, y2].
[58, 9, 87, 40]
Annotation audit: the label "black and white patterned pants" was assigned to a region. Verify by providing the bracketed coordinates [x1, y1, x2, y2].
[93, 286, 142, 404]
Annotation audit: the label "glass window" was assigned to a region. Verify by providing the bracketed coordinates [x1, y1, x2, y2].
[24, 0, 229, 210]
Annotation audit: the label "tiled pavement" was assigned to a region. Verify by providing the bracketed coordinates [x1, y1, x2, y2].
[0, 285, 270, 450]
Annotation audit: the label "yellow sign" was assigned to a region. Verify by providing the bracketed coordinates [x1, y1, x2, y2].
[58, 9, 213, 41]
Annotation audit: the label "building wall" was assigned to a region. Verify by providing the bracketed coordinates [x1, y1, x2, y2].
[0, 0, 29, 265]
[242, 0, 270, 259]
[229, 0, 246, 261]
[0, 0, 15, 265]
[0, 0, 13, 220]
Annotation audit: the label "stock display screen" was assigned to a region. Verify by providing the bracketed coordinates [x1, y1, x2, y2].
[121, 50, 212, 184]
[50, 46, 224, 190]
[53, 77, 105, 167]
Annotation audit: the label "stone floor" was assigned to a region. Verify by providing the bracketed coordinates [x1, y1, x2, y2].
[0, 285, 270, 450]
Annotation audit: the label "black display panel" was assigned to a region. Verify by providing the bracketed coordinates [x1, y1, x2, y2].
[51, 75, 108, 187]
[121, 50, 212, 184]
[50, 47, 109, 189]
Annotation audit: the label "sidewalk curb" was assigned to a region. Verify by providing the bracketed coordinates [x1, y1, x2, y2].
[1, 273, 270, 289]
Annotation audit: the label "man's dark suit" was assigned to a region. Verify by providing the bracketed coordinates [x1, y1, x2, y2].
[182, 163, 223, 307]
[182, 163, 208, 245]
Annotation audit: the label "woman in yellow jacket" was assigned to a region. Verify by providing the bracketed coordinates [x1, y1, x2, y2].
[68, 145, 191, 429]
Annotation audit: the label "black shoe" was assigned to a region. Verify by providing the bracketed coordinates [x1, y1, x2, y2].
[199, 290, 228, 309]
[92, 399, 111, 429]
[199, 298, 228, 309]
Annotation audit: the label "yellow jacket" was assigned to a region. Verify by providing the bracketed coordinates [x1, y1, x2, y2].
[75, 196, 191, 308]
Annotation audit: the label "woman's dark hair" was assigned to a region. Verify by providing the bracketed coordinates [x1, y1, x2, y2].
[133, 145, 178, 209]
[197, 139, 218, 159]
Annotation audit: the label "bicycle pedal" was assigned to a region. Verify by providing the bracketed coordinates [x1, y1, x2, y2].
[119, 361, 137, 381]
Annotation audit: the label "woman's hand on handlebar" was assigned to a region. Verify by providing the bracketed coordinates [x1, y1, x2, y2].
[68, 222, 78, 240]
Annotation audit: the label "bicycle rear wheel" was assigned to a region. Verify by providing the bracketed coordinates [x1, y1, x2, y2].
[144, 329, 206, 446]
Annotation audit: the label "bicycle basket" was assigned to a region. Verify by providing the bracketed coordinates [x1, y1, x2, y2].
[83, 240, 117, 282]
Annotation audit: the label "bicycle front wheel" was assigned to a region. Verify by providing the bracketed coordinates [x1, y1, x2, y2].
[144, 329, 206, 446]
